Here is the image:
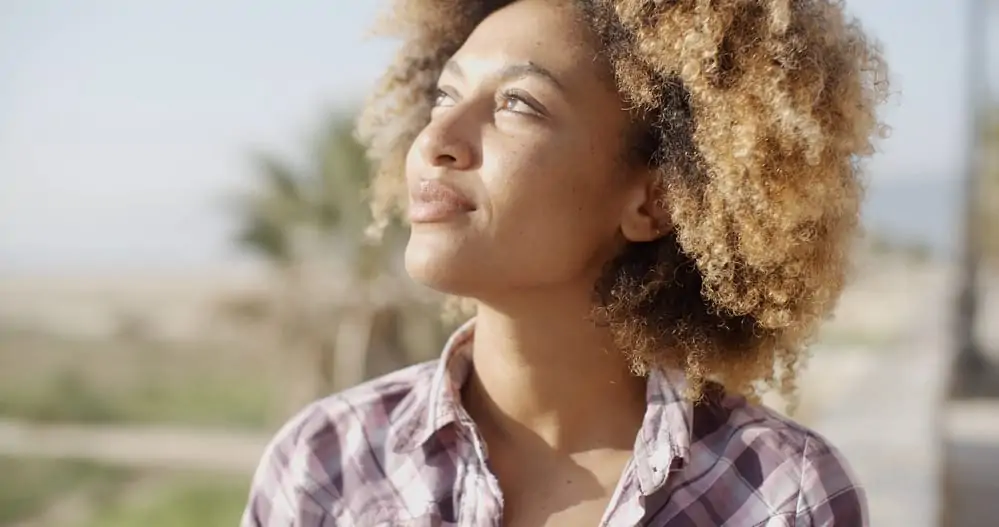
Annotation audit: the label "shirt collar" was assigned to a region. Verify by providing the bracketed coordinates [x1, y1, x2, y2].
[633, 367, 693, 494]
[389, 318, 476, 453]
[389, 318, 693, 494]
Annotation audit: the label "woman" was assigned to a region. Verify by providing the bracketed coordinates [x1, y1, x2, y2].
[243, 0, 887, 525]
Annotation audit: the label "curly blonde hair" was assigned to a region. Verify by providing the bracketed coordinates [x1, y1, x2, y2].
[356, 0, 889, 400]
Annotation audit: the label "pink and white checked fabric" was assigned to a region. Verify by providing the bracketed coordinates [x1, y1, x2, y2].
[242, 320, 866, 526]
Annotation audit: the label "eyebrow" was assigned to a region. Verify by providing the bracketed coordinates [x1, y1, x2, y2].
[443, 59, 565, 90]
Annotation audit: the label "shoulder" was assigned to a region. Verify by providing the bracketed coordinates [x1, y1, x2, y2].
[270, 359, 438, 457]
[240, 360, 438, 527]
[688, 394, 868, 525]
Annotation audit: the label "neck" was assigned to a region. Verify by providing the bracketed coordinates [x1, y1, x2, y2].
[462, 287, 646, 454]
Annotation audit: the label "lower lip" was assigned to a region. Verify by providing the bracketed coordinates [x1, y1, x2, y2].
[409, 202, 475, 224]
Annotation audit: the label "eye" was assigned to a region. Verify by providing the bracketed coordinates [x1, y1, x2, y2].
[433, 88, 456, 108]
[497, 89, 544, 117]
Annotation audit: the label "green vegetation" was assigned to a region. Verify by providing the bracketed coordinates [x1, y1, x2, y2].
[0, 368, 274, 429]
[84, 475, 248, 527]
[0, 458, 249, 527]
[0, 329, 280, 429]
[0, 457, 129, 525]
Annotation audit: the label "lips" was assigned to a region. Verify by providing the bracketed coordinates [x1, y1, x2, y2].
[408, 179, 476, 223]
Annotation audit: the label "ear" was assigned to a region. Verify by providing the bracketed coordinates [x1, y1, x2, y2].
[619, 173, 671, 243]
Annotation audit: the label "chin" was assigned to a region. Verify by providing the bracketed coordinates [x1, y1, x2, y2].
[404, 231, 481, 296]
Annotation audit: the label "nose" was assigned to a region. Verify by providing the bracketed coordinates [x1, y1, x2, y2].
[416, 109, 479, 171]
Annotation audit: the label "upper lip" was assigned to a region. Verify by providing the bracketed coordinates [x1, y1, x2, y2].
[410, 179, 476, 210]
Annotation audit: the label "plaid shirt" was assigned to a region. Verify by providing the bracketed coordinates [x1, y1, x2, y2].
[242, 320, 867, 526]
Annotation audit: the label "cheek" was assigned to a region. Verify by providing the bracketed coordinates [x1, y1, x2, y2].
[483, 140, 624, 274]
[488, 132, 619, 223]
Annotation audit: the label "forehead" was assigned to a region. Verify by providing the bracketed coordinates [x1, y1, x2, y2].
[452, 0, 608, 86]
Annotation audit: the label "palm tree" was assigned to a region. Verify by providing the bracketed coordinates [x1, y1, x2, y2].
[231, 112, 415, 402]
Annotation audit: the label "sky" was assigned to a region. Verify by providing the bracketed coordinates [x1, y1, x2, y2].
[0, 0, 995, 272]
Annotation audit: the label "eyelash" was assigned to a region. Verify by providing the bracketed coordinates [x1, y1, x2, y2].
[433, 88, 541, 117]
[433, 89, 453, 107]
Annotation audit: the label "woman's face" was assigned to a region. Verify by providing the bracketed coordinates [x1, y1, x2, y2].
[404, 0, 658, 301]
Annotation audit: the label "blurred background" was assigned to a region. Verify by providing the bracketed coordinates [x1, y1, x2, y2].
[0, 1, 996, 526]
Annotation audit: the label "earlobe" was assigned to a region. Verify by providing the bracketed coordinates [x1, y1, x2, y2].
[620, 215, 661, 243]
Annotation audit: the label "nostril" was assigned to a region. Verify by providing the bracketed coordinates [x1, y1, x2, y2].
[435, 154, 459, 166]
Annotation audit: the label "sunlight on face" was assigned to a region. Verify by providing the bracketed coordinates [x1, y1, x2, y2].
[403, 0, 645, 302]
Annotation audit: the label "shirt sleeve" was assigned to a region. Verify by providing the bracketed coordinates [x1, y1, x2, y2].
[241, 426, 302, 527]
[794, 435, 869, 526]
[240, 404, 342, 527]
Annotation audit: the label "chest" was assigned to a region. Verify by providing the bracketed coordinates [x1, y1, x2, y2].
[488, 448, 633, 527]
[346, 446, 794, 526]
[502, 500, 616, 527]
